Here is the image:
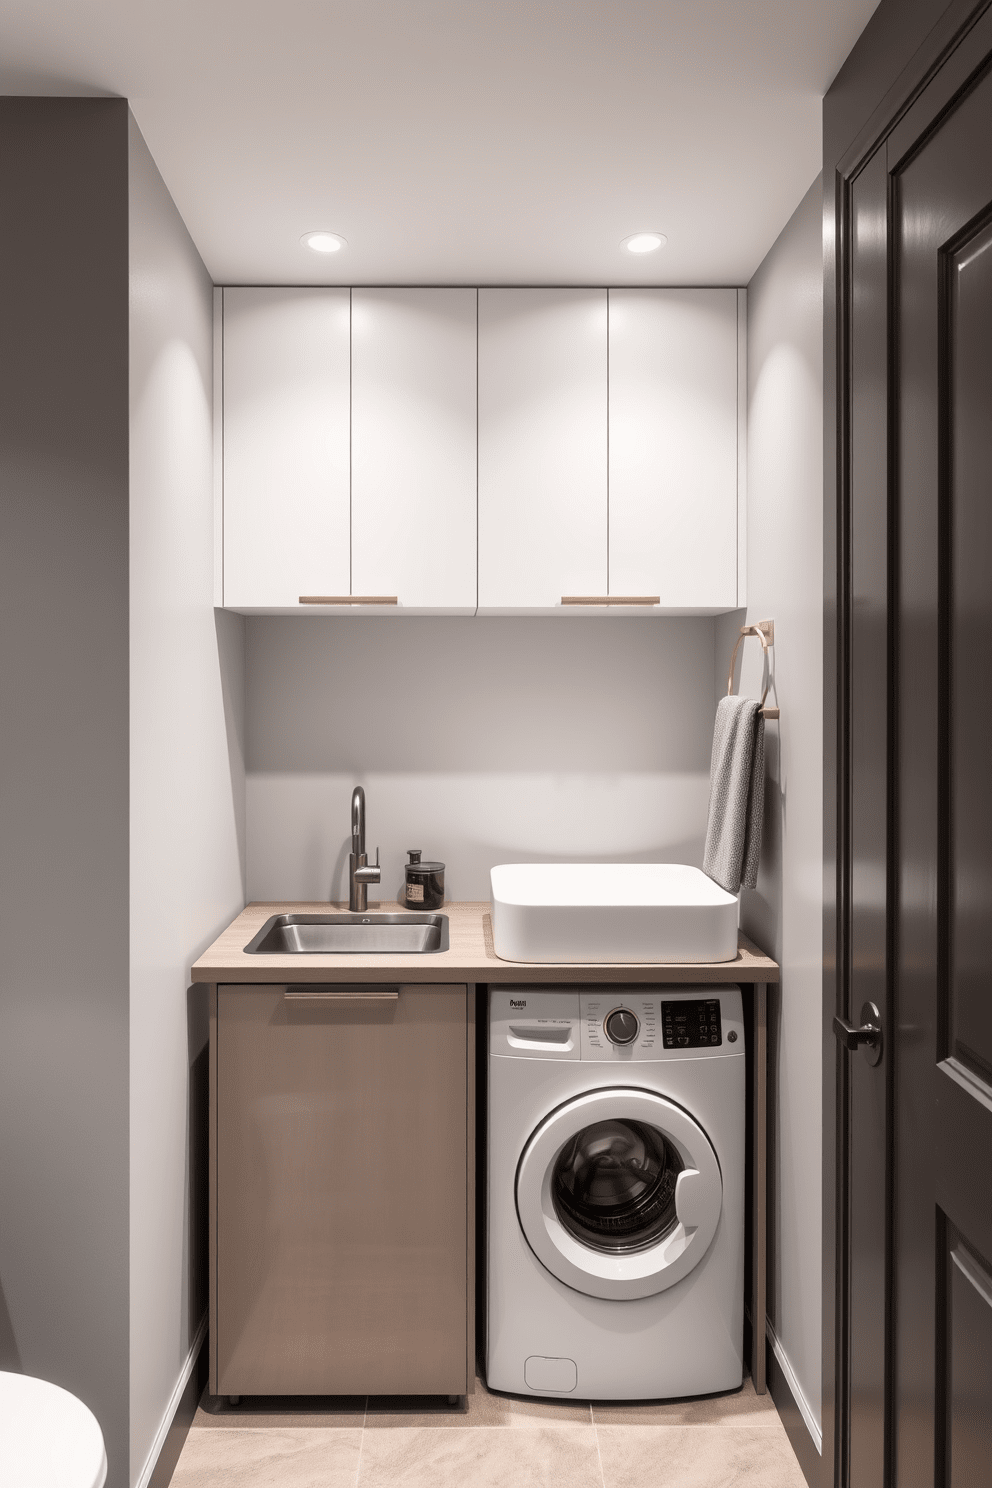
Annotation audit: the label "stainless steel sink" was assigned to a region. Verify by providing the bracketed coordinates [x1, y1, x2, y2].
[243, 912, 450, 955]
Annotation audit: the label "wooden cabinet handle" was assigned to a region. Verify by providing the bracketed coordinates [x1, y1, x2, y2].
[560, 595, 660, 606]
[284, 987, 400, 1001]
[299, 595, 399, 606]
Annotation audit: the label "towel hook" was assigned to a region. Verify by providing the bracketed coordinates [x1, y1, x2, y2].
[727, 620, 780, 720]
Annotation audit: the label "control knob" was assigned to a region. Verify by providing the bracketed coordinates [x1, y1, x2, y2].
[605, 1008, 639, 1045]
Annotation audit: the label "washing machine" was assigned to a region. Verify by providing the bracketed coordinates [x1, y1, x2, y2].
[486, 985, 745, 1400]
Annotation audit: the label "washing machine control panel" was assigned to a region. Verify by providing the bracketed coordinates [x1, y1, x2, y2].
[661, 998, 722, 1048]
[490, 987, 743, 1060]
[578, 988, 743, 1061]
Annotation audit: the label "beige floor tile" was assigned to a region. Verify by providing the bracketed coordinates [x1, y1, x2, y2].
[170, 1426, 363, 1487]
[366, 1378, 592, 1429]
[596, 1423, 807, 1488]
[592, 1374, 779, 1428]
[193, 1395, 366, 1429]
[356, 1425, 605, 1488]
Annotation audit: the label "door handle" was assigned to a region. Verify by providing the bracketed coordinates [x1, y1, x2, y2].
[833, 1001, 883, 1067]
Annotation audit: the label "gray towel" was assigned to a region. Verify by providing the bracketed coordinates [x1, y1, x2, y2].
[703, 695, 765, 894]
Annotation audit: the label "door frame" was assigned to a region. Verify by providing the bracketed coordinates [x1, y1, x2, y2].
[823, 2, 992, 1485]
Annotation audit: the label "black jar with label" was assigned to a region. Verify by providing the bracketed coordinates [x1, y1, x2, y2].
[405, 850, 445, 910]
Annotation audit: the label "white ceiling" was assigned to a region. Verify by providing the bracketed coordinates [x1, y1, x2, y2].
[0, 0, 876, 286]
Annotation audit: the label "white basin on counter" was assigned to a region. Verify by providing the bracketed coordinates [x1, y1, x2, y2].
[489, 863, 739, 964]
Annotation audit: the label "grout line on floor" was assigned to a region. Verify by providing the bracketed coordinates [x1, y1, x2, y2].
[358, 1422, 600, 1433]
[353, 1396, 368, 1487]
[591, 1407, 607, 1488]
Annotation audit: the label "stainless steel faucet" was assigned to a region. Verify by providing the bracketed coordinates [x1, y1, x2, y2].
[348, 785, 381, 912]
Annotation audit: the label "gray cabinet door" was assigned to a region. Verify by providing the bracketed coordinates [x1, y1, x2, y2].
[213, 984, 470, 1396]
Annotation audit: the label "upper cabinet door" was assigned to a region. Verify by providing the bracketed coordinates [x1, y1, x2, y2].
[608, 289, 741, 610]
[223, 288, 350, 608]
[478, 290, 608, 611]
[351, 289, 477, 612]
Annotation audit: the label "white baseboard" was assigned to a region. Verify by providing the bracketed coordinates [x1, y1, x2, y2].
[134, 1314, 208, 1488]
[765, 1317, 822, 1455]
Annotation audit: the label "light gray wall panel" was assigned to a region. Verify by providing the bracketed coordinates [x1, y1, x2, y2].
[128, 114, 246, 1487]
[717, 175, 824, 1447]
[245, 616, 718, 903]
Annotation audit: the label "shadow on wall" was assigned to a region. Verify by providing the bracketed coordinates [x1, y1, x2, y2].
[0, 1283, 22, 1372]
[215, 609, 247, 900]
[748, 726, 784, 956]
[247, 616, 715, 774]
[184, 987, 210, 1347]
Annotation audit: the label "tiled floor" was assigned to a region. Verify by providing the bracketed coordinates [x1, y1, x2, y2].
[171, 1374, 808, 1487]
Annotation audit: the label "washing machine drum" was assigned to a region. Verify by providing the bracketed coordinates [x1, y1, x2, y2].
[516, 1088, 723, 1300]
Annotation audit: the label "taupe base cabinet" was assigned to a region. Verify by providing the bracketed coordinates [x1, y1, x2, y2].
[209, 983, 474, 1398]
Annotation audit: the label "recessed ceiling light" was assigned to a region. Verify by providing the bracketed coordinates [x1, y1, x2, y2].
[620, 232, 667, 255]
[302, 231, 346, 254]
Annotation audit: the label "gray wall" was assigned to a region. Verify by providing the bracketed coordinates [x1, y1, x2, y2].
[0, 98, 132, 1482]
[128, 116, 246, 1486]
[0, 99, 247, 1488]
[718, 176, 824, 1446]
[245, 615, 720, 902]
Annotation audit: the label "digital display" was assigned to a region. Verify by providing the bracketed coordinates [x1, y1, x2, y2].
[661, 999, 722, 1049]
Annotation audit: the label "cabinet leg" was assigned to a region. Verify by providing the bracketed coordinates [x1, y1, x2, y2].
[228, 1395, 241, 1408]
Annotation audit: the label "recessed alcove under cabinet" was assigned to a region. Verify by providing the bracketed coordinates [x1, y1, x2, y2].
[218, 285, 744, 614]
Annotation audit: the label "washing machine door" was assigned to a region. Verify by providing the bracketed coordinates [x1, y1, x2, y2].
[515, 1087, 723, 1300]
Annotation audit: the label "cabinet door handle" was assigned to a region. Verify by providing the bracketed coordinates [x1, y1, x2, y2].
[560, 595, 660, 606]
[284, 987, 400, 1001]
[298, 595, 399, 606]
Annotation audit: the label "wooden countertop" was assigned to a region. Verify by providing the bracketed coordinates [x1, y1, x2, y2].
[191, 901, 779, 985]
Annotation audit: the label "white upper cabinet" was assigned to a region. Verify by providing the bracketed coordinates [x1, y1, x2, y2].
[219, 284, 743, 615]
[351, 289, 478, 612]
[478, 289, 608, 612]
[608, 289, 741, 611]
[223, 288, 350, 608]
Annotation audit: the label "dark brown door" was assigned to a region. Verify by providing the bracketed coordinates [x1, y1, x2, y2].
[891, 49, 992, 1488]
[835, 14, 992, 1487]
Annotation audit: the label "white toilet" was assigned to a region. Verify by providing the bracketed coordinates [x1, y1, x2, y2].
[0, 1372, 107, 1488]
